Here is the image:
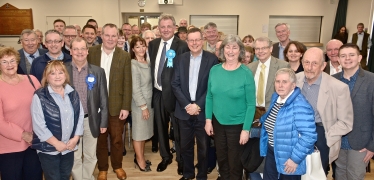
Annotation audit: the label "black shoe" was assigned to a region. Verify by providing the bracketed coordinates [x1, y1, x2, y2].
[207, 166, 215, 174]
[134, 158, 151, 172]
[152, 146, 158, 153]
[177, 161, 183, 175]
[156, 158, 172, 172]
[123, 148, 126, 156]
[179, 177, 194, 180]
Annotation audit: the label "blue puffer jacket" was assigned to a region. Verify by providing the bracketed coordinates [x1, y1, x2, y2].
[259, 87, 317, 175]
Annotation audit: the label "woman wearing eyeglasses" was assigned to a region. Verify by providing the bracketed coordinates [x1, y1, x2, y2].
[0, 47, 42, 180]
[31, 60, 84, 180]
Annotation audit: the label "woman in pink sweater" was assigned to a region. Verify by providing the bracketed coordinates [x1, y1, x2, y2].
[0, 47, 42, 180]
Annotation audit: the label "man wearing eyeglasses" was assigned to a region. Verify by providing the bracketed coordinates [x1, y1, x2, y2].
[30, 29, 72, 82]
[171, 27, 218, 180]
[17, 29, 48, 75]
[295, 47, 353, 176]
[62, 25, 78, 55]
[65, 37, 109, 180]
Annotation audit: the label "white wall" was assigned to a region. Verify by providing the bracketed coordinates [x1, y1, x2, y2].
[0, 0, 372, 49]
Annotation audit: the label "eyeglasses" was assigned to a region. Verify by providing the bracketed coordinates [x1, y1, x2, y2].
[254, 47, 270, 51]
[187, 39, 202, 43]
[64, 35, 77, 39]
[22, 39, 37, 44]
[45, 40, 62, 44]
[1, 60, 17, 66]
[72, 48, 88, 52]
[303, 61, 319, 67]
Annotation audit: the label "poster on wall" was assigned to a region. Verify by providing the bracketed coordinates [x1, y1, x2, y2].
[0, 3, 34, 36]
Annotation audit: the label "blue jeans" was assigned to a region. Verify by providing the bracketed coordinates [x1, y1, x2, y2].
[38, 152, 74, 180]
[263, 144, 301, 180]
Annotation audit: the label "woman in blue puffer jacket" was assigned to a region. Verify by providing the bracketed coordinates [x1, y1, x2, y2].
[259, 68, 317, 180]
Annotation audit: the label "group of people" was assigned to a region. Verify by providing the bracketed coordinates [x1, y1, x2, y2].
[0, 12, 373, 180]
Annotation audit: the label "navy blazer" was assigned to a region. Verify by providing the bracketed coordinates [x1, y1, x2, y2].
[30, 52, 72, 82]
[17, 48, 48, 74]
[148, 36, 189, 113]
[333, 68, 374, 151]
[65, 62, 109, 138]
[171, 51, 219, 121]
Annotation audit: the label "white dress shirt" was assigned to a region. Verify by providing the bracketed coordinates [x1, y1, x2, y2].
[100, 46, 115, 91]
[154, 36, 174, 91]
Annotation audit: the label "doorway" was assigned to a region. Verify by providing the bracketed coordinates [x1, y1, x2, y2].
[122, 13, 162, 28]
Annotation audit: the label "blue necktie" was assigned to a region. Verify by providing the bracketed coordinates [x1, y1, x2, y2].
[124, 42, 128, 52]
[157, 42, 167, 87]
[29, 54, 35, 59]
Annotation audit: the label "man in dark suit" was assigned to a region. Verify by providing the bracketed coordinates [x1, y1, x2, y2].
[171, 28, 218, 180]
[30, 29, 72, 82]
[87, 23, 132, 180]
[333, 43, 374, 180]
[61, 25, 78, 55]
[324, 39, 343, 75]
[17, 29, 48, 75]
[65, 37, 108, 180]
[148, 13, 189, 174]
[271, 23, 306, 60]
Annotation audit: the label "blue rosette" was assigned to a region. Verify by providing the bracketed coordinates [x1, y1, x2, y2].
[86, 74, 97, 90]
[166, 49, 176, 68]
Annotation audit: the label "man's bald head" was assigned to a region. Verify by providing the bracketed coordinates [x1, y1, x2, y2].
[302, 47, 326, 84]
[326, 39, 343, 63]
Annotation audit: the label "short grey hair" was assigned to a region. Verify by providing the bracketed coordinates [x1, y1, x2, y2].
[158, 14, 176, 26]
[274, 23, 290, 30]
[63, 25, 77, 34]
[254, 37, 272, 48]
[275, 68, 296, 84]
[142, 30, 156, 39]
[102, 23, 119, 35]
[20, 29, 37, 40]
[204, 22, 217, 30]
[219, 34, 246, 62]
[45, 29, 63, 41]
[33, 29, 42, 34]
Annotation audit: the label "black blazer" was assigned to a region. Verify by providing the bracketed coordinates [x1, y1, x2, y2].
[65, 62, 109, 138]
[333, 68, 374, 151]
[17, 48, 48, 74]
[148, 36, 189, 113]
[171, 51, 219, 121]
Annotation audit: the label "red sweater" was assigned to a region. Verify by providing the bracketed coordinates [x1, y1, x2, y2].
[0, 75, 41, 153]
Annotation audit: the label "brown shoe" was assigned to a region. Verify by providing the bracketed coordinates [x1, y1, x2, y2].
[97, 171, 107, 180]
[114, 168, 127, 180]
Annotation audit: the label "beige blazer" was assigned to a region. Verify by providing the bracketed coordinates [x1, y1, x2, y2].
[247, 56, 290, 110]
[296, 72, 353, 163]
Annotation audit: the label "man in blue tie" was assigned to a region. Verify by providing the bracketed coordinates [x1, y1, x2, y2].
[121, 23, 132, 52]
[148, 13, 189, 174]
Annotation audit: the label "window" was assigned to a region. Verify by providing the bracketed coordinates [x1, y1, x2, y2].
[268, 16, 322, 43]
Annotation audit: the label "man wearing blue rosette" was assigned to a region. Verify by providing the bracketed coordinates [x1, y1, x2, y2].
[148, 13, 189, 174]
[65, 37, 109, 180]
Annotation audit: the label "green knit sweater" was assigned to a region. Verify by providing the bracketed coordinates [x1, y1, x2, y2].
[205, 64, 256, 130]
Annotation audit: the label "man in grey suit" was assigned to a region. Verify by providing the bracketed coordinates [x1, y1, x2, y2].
[17, 29, 48, 75]
[247, 37, 289, 111]
[66, 37, 109, 180]
[333, 43, 374, 180]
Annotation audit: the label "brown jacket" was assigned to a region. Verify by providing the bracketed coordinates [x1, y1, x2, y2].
[87, 45, 132, 116]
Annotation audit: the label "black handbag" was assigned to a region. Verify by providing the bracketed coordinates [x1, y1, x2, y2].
[241, 137, 264, 173]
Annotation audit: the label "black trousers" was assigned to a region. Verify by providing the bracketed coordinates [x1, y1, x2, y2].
[179, 116, 209, 179]
[315, 125, 330, 175]
[0, 147, 42, 180]
[153, 89, 181, 162]
[212, 116, 244, 180]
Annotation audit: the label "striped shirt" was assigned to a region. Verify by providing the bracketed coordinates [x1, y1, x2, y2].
[264, 102, 284, 147]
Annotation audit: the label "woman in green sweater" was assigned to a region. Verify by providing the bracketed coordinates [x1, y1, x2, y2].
[205, 34, 256, 180]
